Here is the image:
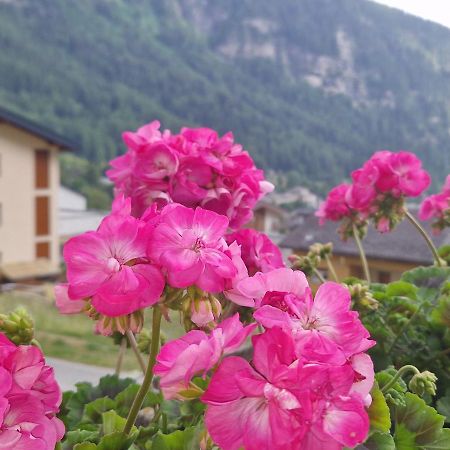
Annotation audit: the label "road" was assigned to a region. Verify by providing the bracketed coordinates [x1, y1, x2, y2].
[47, 357, 142, 391]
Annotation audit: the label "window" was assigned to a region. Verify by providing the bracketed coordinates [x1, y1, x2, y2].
[35, 196, 50, 236]
[36, 242, 50, 258]
[35, 150, 50, 189]
[350, 265, 364, 279]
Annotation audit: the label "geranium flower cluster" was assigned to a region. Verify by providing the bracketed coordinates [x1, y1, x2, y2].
[419, 175, 450, 233]
[0, 333, 64, 449]
[155, 268, 375, 449]
[56, 196, 266, 334]
[317, 151, 431, 236]
[107, 121, 273, 229]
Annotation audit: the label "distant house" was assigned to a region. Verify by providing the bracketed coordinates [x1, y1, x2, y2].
[246, 201, 287, 242]
[58, 186, 106, 243]
[281, 210, 450, 283]
[0, 107, 77, 281]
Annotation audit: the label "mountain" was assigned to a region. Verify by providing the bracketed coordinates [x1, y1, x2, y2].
[0, 0, 449, 192]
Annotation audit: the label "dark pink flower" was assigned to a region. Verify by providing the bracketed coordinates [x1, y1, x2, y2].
[419, 175, 450, 233]
[316, 183, 352, 225]
[225, 229, 284, 276]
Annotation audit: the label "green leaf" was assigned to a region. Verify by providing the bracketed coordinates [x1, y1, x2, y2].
[376, 367, 407, 407]
[151, 428, 198, 450]
[102, 410, 129, 435]
[97, 431, 138, 450]
[63, 429, 100, 446]
[368, 383, 391, 433]
[74, 444, 97, 450]
[83, 397, 117, 423]
[394, 393, 449, 449]
[356, 431, 396, 449]
[437, 392, 450, 424]
[401, 267, 450, 303]
[431, 295, 450, 327]
[386, 281, 418, 300]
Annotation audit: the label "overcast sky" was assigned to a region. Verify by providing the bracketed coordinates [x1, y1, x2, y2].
[373, 0, 450, 29]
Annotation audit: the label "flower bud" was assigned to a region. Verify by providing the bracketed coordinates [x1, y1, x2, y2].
[409, 370, 438, 397]
[0, 307, 34, 345]
[191, 296, 222, 328]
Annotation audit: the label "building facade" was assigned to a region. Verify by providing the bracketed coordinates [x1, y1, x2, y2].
[0, 107, 75, 281]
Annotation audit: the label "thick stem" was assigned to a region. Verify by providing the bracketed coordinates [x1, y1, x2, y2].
[380, 365, 420, 393]
[126, 330, 146, 375]
[115, 336, 127, 376]
[405, 210, 442, 267]
[124, 306, 162, 435]
[325, 255, 339, 282]
[312, 267, 326, 284]
[352, 224, 371, 284]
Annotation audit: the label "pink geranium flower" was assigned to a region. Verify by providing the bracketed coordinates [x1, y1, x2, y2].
[225, 229, 285, 276]
[108, 121, 273, 228]
[0, 334, 64, 450]
[63, 197, 164, 317]
[154, 314, 256, 399]
[202, 329, 305, 450]
[239, 269, 374, 357]
[316, 183, 352, 225]
[148, 204, 237, 292]
[202, 328, 371, 450]
[419, 174, 450, 233]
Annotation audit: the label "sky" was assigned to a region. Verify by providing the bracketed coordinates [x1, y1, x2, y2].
[373, 0, 450, 29]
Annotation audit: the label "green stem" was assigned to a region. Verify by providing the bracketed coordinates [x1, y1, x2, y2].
[313, 267, 326, 284]
[325, 254, 339, 282]
[115, 336, 127, 376]
[405, 210, 442, 267]
[352, 224, 371, 284]
[380, 365, 420, 393]
[126, 330, 146, 375]
[124, 306, 162, 435]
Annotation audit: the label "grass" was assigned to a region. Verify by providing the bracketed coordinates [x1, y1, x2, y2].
[0, 287, 185, 371]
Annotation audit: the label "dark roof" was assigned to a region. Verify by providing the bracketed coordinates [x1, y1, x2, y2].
[0, 105, 77, 151]
[280, 210, 450, 265]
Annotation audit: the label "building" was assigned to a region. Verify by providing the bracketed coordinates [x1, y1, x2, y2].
[0, 106, 77, 281]
[281, 210, 450, 283]
[246, 201, 287, 243]
[58, 186, 106, 244]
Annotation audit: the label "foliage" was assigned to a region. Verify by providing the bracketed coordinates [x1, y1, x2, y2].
[0, 0, 449, 190]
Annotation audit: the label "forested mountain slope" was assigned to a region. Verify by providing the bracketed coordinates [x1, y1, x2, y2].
[0, 0, 449, 190]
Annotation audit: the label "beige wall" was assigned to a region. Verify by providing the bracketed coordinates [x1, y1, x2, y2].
[0, 124, 60, 268]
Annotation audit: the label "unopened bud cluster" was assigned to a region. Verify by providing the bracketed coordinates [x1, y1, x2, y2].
[409, 370, 438, 397]
[0, 307, 34, 345]
[289, 242, 333, 277]
[345, 282, 379, 311]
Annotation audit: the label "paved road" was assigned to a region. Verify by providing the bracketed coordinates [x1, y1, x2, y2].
[47, 357, 142, 391]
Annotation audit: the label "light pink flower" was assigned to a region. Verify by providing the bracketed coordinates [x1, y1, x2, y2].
[63, 197, 165, 317]
[240, 269, 374, 357]
[54, 283, 85, 315]
[154, 314, 256, 399]
[190, 297, 222, 328]
[225, 229, 284, 276]
[202, 328, 305, 450]
[148, 204, 237, 292]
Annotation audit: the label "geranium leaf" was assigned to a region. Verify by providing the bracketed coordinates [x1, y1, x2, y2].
[368, 383, 391, 433]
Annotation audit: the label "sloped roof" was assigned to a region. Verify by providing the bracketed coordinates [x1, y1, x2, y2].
[280, 210, 450, 265]
[0, 105, 76, 150]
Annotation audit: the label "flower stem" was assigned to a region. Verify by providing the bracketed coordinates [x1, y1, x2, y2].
[352, 224, 371, 284]
[325, 255, 339, 282]
[115, 336, 127, 376]
[313, 267, 326, 284]
[124, 306, 162, 435]
[380, 365, 420, 393]
[405, 210, 442, 267]
[126, 330, 146, 375]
